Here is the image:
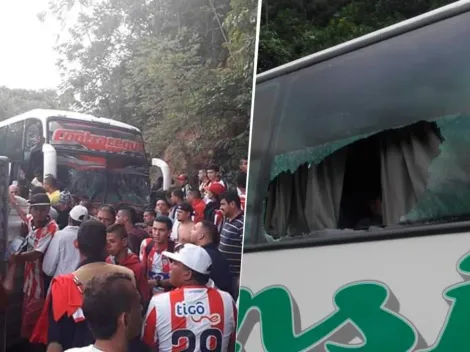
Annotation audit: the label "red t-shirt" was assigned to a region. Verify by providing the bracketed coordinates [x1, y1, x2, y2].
[192, 199, 206, 223]
[106, 253, 149, 303]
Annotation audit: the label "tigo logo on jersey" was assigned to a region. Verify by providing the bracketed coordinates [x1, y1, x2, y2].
[176, 302, 206, 317]
[175, 302, 222, 324]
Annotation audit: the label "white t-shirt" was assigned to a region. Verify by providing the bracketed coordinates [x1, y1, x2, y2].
[65, 345, 103, 352]
[170, 220, 180, 242]
[31, 178, 43, 187]
[42, 225, 81, 279]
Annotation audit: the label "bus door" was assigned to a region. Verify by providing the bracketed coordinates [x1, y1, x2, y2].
[23, 119, 44, 182]
[0, 120, 25, 188]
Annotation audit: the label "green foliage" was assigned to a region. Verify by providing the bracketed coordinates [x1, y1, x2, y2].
[0, 86, 64, 121]
[258, 0, 457, 73]
[40, 0, 256, 182]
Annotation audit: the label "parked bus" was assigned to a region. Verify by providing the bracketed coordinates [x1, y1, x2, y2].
[238, 1, 470, 351]
[0, 109, 170, 349]
[0, 109, 170, 210]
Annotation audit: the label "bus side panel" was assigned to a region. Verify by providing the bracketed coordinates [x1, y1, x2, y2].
[238, 232, 470, 351]
[0, 157, 9, 352]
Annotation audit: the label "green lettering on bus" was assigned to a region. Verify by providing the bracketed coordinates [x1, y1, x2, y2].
[236, 252, 470, 351]
[420, 253, 470, 351]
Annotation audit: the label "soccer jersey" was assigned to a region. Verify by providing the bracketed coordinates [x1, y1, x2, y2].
[24, 215, 58, 298]
[142, 285, 237, 351]
[139, 239, 173, 294]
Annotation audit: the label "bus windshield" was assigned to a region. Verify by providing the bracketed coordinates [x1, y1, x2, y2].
[48, 118, 149, 207]
[56, 152, 149, 207]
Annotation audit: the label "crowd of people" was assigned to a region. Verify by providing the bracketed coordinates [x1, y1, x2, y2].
[1, 159, 248, 351]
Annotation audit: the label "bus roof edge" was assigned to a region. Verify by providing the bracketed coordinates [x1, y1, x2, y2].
[257, 0, 470, 83]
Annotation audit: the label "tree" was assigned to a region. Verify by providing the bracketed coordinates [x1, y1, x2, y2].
[39, 0, 257, 183]
[0, 86, 63, 121]
[258, 0, 457, 73]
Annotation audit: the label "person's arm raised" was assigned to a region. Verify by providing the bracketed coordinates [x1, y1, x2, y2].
[9, 192, 29, 223]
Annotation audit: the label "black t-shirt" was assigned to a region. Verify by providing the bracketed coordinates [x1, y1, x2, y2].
[47, 295, 93, 350]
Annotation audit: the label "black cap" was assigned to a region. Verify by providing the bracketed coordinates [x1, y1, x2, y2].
[177, 202, 193, 214]
[28, 193, 51, 206]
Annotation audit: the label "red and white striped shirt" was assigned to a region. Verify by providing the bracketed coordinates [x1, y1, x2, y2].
[237, 187, 246, 211]
[139, 238, 172, 294]
[24, 215, 58, 299]
[142, 285, 237, 351]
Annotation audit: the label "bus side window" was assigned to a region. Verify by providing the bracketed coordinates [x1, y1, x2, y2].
[23, 119, 43, 180]
[5, 121, 24, 162]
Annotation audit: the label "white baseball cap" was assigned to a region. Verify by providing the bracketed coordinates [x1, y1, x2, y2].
[69, 205, 89, 222]
[163, 243, 212, 275]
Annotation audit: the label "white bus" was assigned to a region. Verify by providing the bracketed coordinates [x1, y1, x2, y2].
[0, 109, 171, 349]
[0, 109, 170, 210]
[239, 1, 470, 351]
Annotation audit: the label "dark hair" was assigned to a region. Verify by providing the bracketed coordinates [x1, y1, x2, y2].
[82, 272, 135, 340]
[98, 205, 116, 219]
[207, 164, 219, 173]
[156, 198, 171, 208]
[144, 209, 156, 217]
[191, 270, 211, 286]
[77, 220, 107, 260]
[70, 218, 82, 227]
[189, 189, 202, 199]
[200, 220, 220, 245]
[235, 172, 247, 188]
[81, 200, 93, 211]
[220, 190, 241, 209]
[154, 215, 173, 231]
[118, 206, 136, 225]
[171, 189, 184, 200]
[106, 223, 128, 240]
[30, 186, 47, 196]
[177, 202, 193, 214]
[44, 176, 58, 188]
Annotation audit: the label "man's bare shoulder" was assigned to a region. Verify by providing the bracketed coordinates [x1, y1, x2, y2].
[108, 263, 134, 275]
[105, 263, 136, 284]
[73, 262, 136, 286]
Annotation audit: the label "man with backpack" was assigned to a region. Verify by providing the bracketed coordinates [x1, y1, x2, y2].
[139, 216, 175, 294]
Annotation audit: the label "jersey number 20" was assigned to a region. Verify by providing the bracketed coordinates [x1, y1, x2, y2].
[172, 328, 223, 351]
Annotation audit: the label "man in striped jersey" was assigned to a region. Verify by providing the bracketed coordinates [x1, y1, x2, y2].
[218, 191, 244, 299]
[142, 243, 237, 351]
